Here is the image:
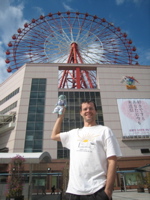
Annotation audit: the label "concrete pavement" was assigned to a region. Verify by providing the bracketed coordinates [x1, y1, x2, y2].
[112, 189, 150, 200]
[31, 190, 150, 200]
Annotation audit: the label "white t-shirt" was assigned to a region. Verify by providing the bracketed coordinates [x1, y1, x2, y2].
[60, 125, 122, 195]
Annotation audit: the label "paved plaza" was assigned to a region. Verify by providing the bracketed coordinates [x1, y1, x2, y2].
[112, 189, 150, 200]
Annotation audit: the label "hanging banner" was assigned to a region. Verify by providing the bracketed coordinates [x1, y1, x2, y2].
[117, 99, 150, 137]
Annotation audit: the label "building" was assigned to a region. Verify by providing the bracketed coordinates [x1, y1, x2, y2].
[0, 63, 150, 197]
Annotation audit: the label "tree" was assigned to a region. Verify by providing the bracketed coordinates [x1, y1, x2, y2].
[6, 155, 25, 199]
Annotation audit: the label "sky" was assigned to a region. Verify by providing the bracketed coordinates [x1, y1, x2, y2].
[0, 0, 150, 84]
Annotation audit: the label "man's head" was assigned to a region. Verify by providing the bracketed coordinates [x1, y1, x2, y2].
[80, 100, 97, 126]
[80, 100, 97, 111]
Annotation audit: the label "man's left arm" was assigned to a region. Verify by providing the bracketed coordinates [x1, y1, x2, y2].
[104, 156, 117, 199]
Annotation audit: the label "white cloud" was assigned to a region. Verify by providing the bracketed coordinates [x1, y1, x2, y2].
[33, 6, 45, 16]
[136, 47, 150, 66]
[116, 0, 125, 5]
[0, 41, 12, 84]
[145, 50, 150, 61]
[133, 0, 142, 3]
[0, 0, 27, 45]
[0, 0, 27, 84]
[115, 0, 142, 5]
[62, 2, 74, 11]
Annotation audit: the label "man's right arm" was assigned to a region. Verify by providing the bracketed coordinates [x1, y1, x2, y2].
[51, 108, 65, 141]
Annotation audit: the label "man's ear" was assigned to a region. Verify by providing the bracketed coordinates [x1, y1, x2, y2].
[80, 111, 83, 117]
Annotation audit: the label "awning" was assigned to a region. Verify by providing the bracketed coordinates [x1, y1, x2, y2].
[135, 164, 150, 172]
[117, 164, 150, 174]
[0, 172, 62, 176]
[0, 152, 51, 164]
[117, 170, 136, 173]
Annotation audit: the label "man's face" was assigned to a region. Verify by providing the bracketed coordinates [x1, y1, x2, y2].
[80, 102, 97, 123]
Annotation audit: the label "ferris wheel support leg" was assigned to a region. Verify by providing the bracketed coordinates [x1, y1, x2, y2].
[76, 67, 81, 89]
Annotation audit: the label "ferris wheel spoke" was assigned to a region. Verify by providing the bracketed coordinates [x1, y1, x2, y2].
[60, 14, 75, 38]
[81, 53, 102, 64]
[78, 33, 98, 48]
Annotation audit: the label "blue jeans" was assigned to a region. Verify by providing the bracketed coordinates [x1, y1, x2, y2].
[65, 187, 112, 200]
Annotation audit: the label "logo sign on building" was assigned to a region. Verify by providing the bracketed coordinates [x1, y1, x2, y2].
[117, 99, 150, 137]
[120, 76, 139, 89]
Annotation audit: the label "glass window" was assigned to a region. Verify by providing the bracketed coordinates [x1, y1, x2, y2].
[37, 99, 45, 105]
[29, 99, 37, 105]
[35, 123, 43, 130]
[35, 131, 43, 139]
[57, 150, 62, 159]
[26, 122, 35, 130]
[26, 131, 34, 137]
[69, 92, 74, 98]
[28, 105, 36, 113]
[39, 79, 46, 84]
[24, 148, 33, 152]
[24, 78, 46, 152]
[96, 99, 101, 106]
[26, 135, 34, 140]
[75, 92, 79, 98]
[80, 92, 85, 99]
[64, 149, 70, 158]
[90, 92, 95, 98]
[85, 92, 90, 98]
[32, 79, 39, 84]
[36, 114, 44, 122]
[31, 85, 38, 91]
[25, 141, 33, 148]
[33, 149, 41, 152]
[38, 92, 45, 98]
[0, 88, 19, 105]
[36, 106, 44, 113]
[0, 101, 17, 114]
[30, 92, 38, 98]
[39, 85, 46, 91]
[28, 114, 36, 121]
[97, 106, 102, 114]
[58, 141, 63, 148]
[34, 140, 42, 149]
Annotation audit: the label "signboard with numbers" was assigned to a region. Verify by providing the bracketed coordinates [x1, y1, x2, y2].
[117, 99, 150, 137]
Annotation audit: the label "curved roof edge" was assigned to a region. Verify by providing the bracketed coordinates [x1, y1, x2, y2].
[0, 152, 51, 164]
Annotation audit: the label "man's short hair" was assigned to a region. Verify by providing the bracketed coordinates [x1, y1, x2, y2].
[80, 100, 97, 111]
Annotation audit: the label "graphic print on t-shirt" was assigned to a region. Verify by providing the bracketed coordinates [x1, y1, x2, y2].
[77, 131, 99, 152]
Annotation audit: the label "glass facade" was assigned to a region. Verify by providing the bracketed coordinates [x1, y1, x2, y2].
[57, 91, 104, 159]
[24, 79, 46, 152]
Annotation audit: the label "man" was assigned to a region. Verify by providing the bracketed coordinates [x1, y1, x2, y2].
[51, 185, 56, 194]
[51, 100, 122, 200]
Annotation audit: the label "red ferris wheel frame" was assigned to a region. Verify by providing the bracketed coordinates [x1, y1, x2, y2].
[5, 11, 139, 89]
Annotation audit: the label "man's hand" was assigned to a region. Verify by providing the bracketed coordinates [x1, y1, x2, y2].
[61, 107, 66, 116]
[51, 107, 66, 141]
[104, 156, 117, 200]
[104, 188, 112, 200]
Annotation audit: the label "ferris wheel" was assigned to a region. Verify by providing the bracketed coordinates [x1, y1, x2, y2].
[5, 11, 139, 89]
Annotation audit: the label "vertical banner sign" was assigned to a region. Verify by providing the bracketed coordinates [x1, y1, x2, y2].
[117, 99, 150, 137]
